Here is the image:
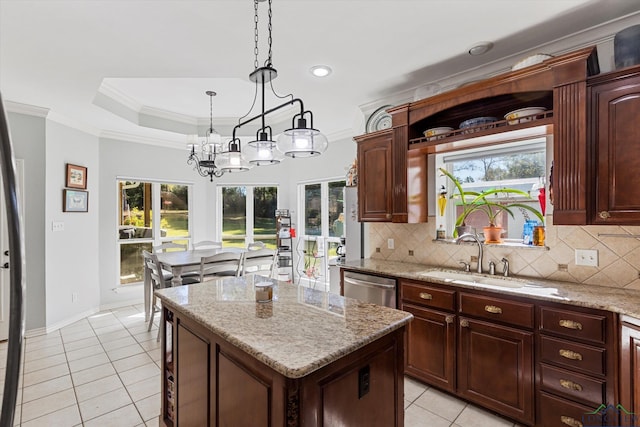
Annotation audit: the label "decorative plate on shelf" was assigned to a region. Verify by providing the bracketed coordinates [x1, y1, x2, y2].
[366, 105, 393, 133]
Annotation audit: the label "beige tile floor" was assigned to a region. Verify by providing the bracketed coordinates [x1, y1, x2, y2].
[0, 304, 522, 426]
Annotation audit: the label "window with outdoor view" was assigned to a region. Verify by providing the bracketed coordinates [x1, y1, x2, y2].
[219, 186, 278, 248]
[118, 180, 192, 285]
[435, 139, 547, 241]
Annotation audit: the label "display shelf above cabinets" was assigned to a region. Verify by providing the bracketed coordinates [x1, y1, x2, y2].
[276, 210, 293, 282]
[409, 92, 554, 150]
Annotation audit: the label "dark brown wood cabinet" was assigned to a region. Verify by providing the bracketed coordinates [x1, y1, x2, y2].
[400, 279, 456, 392]
[458, 293, 535, 425]
[536, 304, 617, 426]
[353, 47, 605, 225]
[589, 65, 640, 224]
[354, 129, 395, 222]
[620, 315, 640, 427]
[162, 307, 406, 427]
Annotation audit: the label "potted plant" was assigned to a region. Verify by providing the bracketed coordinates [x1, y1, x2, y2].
[439, 168, 544, 242]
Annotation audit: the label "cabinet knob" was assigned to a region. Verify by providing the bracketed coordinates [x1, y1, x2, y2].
[559, 319, 582, 330]
[445, 315, 454, 324]
[559, 379, 583, 392]
[559, 349, 583, 361]
[598, 211, 611, 219]
[419, 292, 432, 300]
[484, 305, 503, 314]
[385, 213, 392, 219]
[560, 415, 583, 427]
[460, 319, 469, 327]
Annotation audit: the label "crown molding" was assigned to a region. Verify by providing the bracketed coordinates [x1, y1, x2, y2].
[48, 111, 101, 136]
[4, 100, 50, 118]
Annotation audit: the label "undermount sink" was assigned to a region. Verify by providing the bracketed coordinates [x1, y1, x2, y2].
[418, 270, 532, 289]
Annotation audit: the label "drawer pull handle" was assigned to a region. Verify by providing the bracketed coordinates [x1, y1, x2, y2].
[560, 416, 583, 427]
[598, 211, 611, 219]
[559, 349, 583, 361]
[559, 319, 582, 330]
[445, 315, 454, 324]
[559, 379, 583, 391]
[484, 305, 502, 314]
[460, 319, 469, 327]
[419, 292, 433, 300]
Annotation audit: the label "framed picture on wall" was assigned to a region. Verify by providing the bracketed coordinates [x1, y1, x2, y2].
[66, 163, 87, 189]
[63, 189, 88, 212]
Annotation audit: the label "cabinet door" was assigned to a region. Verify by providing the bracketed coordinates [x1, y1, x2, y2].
[176, 322, 211, 426]
[620, 319, 640, 427]
[458, 317, 534, 425]
[356, 131, 393, 221]
[593, 73, 640, 224]
[402, 303, 456, 392]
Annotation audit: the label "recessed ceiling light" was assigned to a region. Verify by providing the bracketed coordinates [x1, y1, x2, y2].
[310, 65, 332, 77]
[468, 42, 494, 56]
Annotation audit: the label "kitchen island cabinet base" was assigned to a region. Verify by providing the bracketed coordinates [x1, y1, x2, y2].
[161, 307, 406, 426]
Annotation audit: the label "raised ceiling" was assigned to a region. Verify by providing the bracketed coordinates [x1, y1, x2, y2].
[1, 0, 639, 146]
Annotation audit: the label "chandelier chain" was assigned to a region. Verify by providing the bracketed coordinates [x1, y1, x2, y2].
[209, 92, 214, 132]
[267, 0, 273, 67]
[253, 0, 259, 70]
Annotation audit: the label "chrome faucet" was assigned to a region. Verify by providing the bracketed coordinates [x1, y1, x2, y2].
[455, 233, 483, 274]
[500, 258, 510, 277]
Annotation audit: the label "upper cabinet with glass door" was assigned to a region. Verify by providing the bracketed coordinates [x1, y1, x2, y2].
[382, 46, 600, 225]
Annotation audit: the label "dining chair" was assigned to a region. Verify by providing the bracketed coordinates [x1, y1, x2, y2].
[246, 241, 265, 251]
[153, 242, 188, 253]
[192, 240, 223, 250]
[199, 252, 243, 282]
[152, 242, 188, 281]
[241, 248, 277, 278]
[143, 250, 172, 341]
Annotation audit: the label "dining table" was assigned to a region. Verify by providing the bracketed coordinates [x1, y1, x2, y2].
[143, 247, 245, 321]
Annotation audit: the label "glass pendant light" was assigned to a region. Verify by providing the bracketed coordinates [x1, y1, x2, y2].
[218, 139, 252, 173]
[276, 113, 328, 158]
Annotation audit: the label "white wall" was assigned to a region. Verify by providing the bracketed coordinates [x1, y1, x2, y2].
[7, 112, 46, 331]
[45, 121, 101, 328]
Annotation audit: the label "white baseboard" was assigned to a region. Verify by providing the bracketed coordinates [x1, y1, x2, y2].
[24, 298, 144, 337]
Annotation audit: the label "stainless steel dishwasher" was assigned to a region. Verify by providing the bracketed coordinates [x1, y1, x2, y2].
[343, 270, 397, 308]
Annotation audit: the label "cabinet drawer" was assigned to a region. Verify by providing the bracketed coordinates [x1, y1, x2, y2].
[459, 293, 534, 329]
[540, 306, 607, 345]
[540, 363, 606, 407]
[539, 335, 606, 376]
[538, 391, 605, 427]
[402, 282, 455, 312]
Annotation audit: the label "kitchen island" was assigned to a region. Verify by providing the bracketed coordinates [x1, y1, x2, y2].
[155, 274, 412, 427]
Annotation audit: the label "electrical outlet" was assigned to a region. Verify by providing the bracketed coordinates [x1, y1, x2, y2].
[575, 249, 598, 267]
[387, 239, 394, 249]
[71, 292, 78, 303]
[558, 264, 569, 272]
[52, 221, 64, 232]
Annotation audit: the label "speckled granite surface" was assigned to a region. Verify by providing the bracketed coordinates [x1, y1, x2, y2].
[155, 274, 412, 379]
[342, 259, 640, 318]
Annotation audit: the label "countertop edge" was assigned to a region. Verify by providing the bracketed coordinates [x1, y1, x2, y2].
[340, 259, 640, 319]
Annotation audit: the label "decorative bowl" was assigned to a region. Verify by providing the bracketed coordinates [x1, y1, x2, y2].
[511, 53, 553, 71]
[423, 127, 454, 140]
[459, 117, 497, 133]
[504, 107, 547, 125]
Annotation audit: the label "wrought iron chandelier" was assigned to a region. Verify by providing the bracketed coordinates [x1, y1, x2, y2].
[187, 91, 241, 181]
[187, 0, 328, 180]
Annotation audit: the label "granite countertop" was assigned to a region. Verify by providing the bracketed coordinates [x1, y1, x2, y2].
[155, 274, 412, 379]
[341, 259, 640, 319]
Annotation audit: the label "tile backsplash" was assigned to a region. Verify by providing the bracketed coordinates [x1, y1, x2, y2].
[368, 219, 640, 290]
